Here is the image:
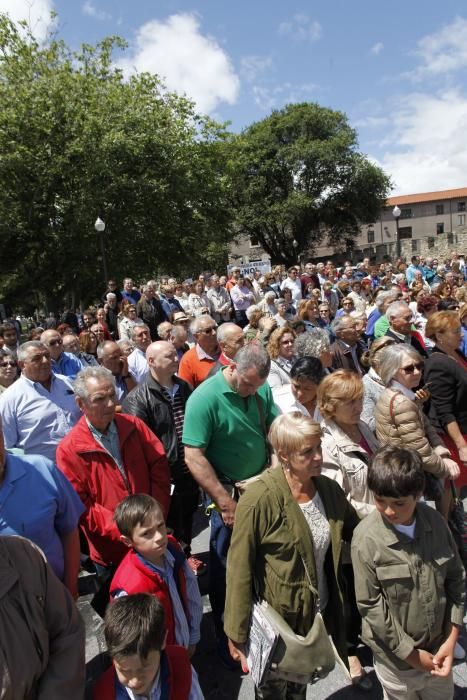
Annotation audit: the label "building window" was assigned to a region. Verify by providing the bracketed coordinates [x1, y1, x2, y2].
[400, 208, 412, 219]
[436, 223, 444, 234]
[427, 237, 435, 249]
[457, 201, 466, 212]
[436, 204, 444, 215]
[398, 226, 412, 240]
[459, 214, 466, 226]
[249, 236, 260, 247]
[411, 239, 419, 252]
[367, 230, 375, 243]
[447, 233, 454, 245]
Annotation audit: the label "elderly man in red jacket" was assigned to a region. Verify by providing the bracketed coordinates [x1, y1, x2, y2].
[56, 366, 170, 577]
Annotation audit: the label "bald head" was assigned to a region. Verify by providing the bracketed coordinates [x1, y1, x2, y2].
[146, 341, 179, 382]
[40, 329, 64, 359]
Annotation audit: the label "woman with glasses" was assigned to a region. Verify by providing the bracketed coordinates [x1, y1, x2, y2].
[424, 311, 467, 489]
[118, 301, 143, 343]
[335, 297, 355, 318]
[266, 327, 296, 391]
[0, 349, 18, 394]
[375, 343, 459, 516]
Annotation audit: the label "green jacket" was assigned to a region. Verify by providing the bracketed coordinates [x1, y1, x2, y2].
[224, 467, 360, 662]
[351, 503, 465, 671]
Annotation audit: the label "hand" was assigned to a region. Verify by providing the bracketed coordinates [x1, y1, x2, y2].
[414, 388, 430, 403]
[406, 648, 435, 672]
[458, 445, 467, 465]
[443, 457, 461, 480]
[432, 641, 455, 677]
[120, 355, 129, 376]
[228, 639, 249, 673]
[218, 496, 237, 528]
[262, 317, 277, 331]
[187, 644, 196, 658]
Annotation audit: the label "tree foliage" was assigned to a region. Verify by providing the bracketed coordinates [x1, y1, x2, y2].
[0, 16, 232, 311]
[227, 103, 391, 266]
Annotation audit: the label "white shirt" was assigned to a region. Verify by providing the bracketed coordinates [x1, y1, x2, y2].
[390, 379, 416, 401]
[128, 347, 149, 383]
[280, 277, 302, 303]
[125, 666, 204, 700]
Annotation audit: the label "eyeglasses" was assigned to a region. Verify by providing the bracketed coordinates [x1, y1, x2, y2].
[47, 338, 63, 346]
[0, 361, 16, 368]
[199, 326, 218, 334]
[400, 362, 423, 374]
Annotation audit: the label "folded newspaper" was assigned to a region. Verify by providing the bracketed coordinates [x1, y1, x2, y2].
[246, 601, 279, 687]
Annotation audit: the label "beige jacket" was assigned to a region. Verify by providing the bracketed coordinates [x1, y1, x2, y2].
[321, 419, 379, 517]
[0, 536, 85, 700]
[375, 388, 449, 478]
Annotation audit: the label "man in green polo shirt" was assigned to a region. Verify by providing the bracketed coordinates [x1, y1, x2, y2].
[183, 343, 279, 667]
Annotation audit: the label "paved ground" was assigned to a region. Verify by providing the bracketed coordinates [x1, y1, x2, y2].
[81, 504, 467, 699]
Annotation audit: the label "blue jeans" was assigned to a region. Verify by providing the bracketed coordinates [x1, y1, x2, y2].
[207, 503, 232, 638]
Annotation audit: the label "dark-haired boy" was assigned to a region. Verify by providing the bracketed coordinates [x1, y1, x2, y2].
[351, 446, 465, 700]
[93, 593, 204, 699]
[110, 494, 202, 655]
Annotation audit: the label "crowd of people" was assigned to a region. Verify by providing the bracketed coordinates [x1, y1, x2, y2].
[0, 251, 466, 699]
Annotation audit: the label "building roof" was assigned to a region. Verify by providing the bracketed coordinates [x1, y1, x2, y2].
[387, 187, 467, 206]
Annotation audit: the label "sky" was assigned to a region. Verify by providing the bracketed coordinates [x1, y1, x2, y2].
[2, 0, 467, 196]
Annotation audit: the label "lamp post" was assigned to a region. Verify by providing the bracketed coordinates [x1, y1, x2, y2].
[94, 217, 108, 286]
[392, 205, 401, 260]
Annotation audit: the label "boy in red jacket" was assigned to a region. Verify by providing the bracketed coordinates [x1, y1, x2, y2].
[110, 494, 203, 655]
[93, 593, 204, 699]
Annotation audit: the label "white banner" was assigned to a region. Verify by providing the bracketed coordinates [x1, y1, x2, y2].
[227, 260, 271, 276]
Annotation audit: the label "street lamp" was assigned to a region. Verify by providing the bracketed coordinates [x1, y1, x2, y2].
[94, 217, 109, 286]
[392, 205, 401, 260]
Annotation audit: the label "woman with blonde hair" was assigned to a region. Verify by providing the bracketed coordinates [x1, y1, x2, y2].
[317, 370, 379, 516]
[224, 412, 369, 696]
[117, 300, 143, 342]
[298, 299, 321, 332]
[267, 326, 296, 391]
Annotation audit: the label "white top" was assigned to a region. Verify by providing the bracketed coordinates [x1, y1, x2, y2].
[394, 519, 416, 539]
[280, 277, 302, 303]
[127, 347, 149, 383]
[299, 492, 330, 610]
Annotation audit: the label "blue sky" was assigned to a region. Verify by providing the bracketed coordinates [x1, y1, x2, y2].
[2, 0, 467, 195]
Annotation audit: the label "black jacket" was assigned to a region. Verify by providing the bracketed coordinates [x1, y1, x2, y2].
[122, 373, 192, 480]
[385, 328, 428, 358]
[136, 297, 166, 340]
[425, 347, 467, 433]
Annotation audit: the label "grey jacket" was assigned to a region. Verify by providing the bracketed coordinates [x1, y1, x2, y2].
[361, 368, 385, 432]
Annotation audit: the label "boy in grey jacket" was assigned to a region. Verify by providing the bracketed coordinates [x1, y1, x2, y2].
[351, 445, 465, 700]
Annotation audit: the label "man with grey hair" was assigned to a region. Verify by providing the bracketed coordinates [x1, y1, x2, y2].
[294, 327, 332, 370]
[383, 301, 428, 358]
[105, 292, 119, 340]
[156, 321, 174, 341]
[136, 281, 167, 341]
[127, 323, 152, 383]
[183, 343, 279, 665]
[178, 315, 220, 388]
[368, 289, 399, 339]
[207, 322, 245, 376]
[41, 328, 83, 380]
[207, 275, 232, 323]
[97, 340, 136, 401]
[169, 325, 190, 362]
[0, 341, 80, 460]
[56, 366, 170, 574]
[330, 315, 366, 374]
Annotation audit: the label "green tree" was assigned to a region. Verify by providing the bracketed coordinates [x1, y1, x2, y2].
[0, 16, 232, 312]
[228, 102, 391, 265]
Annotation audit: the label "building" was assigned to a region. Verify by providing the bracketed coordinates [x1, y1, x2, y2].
[229, 186, 467, 265]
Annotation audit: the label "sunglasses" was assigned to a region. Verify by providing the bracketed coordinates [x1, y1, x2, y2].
[48, 338, 63, 346]
[0, 361, 16, 368]
[199, 326, 218, 334]
[400, 362, 423, 374]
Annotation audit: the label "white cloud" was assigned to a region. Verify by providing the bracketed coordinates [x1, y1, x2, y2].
[278, 14, 322, 42]
[0, 0, 55, 41]
[376, 89, 467, 194]
[370, 42, 384, 55]
[407, 16, 467, 81]
[116, 13, 240, 114]
[82, 1, 111, 21]
[240, 55, 273, 83]
[252, 82, 317, 111]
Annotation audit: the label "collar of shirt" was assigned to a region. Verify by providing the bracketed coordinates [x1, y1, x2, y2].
[22, 372, 57, 391]
[391, 380, 416, 401]
[195, 344, 219, 361]
[126, 669, 161, 700]
[161, 383, 180, 400]
[86, 417, 118, 443]
[390, 328, 409, 342]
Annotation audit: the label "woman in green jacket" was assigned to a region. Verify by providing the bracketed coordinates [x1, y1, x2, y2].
[224, 412, 367, 699]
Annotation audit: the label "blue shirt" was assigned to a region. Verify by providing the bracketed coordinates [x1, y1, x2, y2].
[51, 351, 83, 380]
[0, 373, 81, 461]
[121, 289, 141, 305]
[0, 453, 85, 579]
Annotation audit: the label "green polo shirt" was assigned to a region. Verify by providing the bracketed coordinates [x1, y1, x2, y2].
[182, 369, 279, 481]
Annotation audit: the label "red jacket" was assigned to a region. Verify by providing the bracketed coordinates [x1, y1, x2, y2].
[110, 537, 189, 645]
[56, 413, 170, 567]
[92, 646, 192, 700]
